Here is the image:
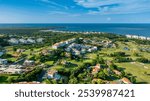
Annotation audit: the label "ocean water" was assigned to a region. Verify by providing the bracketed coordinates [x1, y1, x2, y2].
[0, 23, 150, 37]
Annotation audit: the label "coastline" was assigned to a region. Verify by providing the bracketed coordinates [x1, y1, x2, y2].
[40, 29, 150, 41]
[0, 23, 150, 37]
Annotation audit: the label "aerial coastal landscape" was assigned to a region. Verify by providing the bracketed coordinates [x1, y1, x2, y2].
[0, 24, 150, 84]
[0, 0, 150, 84]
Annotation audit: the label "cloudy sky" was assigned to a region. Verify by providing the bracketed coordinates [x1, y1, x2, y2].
[0, 0, 150, 23]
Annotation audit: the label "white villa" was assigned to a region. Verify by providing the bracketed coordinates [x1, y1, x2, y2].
[8, 37, 44, 45]
[65, 43, 98, 56]
[139, 36, 147, 40]
[23, 60, 35, 67]
[19, 39, 28, 44]
[126, 34, 150, 40]
[27, 38, 36, 44]
[0, 64, 25, 74]
[9, 65, 25, 69]
[147, 37, 150, 40]
[16, 49, 25, 53]
[52, 38, 76, 49]
[126, 35, 132, 38]
[8, 38, 19, 45]
[36, 38, 44, 43]
[87, 46, 97, 52]
[3, 68, 24, 74]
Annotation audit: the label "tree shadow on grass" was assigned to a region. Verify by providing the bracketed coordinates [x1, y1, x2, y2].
[146, 74, 150, 76]
[118, 67, 126, 71]
[136, 82, 149, 84]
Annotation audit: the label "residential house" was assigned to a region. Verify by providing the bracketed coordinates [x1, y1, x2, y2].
[88, 46, 97, 52]
[126, 35, 132, 38]
[65, 47, 71, 52]
[139, 36, 146, 40]
[36, 38, 44, 43]
[0, 65, 7, 68]
[52, 38, 76, 49]
[16, 49, 26, 53]
[147, 37, 150, 40]
[0, 59, 8, 65]
[72, 49, 80, 56]
[52, 43, 59, 49]
[9, 65, 25, 69]
[23, 60, 35, 67]
[67, 38, 76, 44]
[52, 42, 66, 49]
[3, 68, 24, 74]
[121, 77, 132, 84]
[19, 39, 28, 44]
[0, 67, 7, 73]
[60, 60, 67, 65]
[47, 69, 61, 80]
[132, 35, 139, 39]
[41, 49, 50, 55]
[27, 38, 36, 44]
[8, 38, 19, 45]
[81, 49, 86, 54]
[113, 70, 122, 75]
[92, 64, 101, 74]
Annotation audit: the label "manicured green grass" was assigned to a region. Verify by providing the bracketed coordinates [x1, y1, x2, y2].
[86, 53, 97, 59]
[116, 62, 150, 84]
[51, 65, 63, 70]
[7, 57, 17, 62]
[98, 41, 150, 83]
[68, 60, 83, 66]
[45, 61, 54, 65]
[83, 59, 93, 64]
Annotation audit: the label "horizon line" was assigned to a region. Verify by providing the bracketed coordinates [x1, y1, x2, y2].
[1, 22, 150, 24]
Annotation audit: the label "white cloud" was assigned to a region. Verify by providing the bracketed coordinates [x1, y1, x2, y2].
[74, 0, 150, 14]
[40, 0, 68, 9]
[48, 11, 81, 17]
[49, 11, 68, 15]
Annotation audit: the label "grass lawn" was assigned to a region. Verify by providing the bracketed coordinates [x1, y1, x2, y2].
[68, 60, 83, 66]
[45, 61, 54, 65]
[83, 59, 93, 64]
[116, 62, 150, 84]
[7, 57, 18, 62]
[86, 53, 97, 59]
[99, 41, 150, 84]
[51, 65, 63, 70]
[51, 63, 76, 71]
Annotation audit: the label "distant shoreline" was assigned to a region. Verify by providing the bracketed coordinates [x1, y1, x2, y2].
[40, 29, 150, 41]
[0, 23, 150, 37]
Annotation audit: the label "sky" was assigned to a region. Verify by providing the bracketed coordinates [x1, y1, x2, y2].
[0, 0, 150, 23]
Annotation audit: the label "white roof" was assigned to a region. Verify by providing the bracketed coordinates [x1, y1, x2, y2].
[0, 58, 7, 61]
[0, 52, 4, 56]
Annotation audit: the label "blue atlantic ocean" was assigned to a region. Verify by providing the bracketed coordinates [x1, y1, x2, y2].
[0, 23, 150, 37]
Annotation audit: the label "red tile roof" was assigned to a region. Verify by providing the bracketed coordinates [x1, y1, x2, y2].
[121, 77, 132, 84]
